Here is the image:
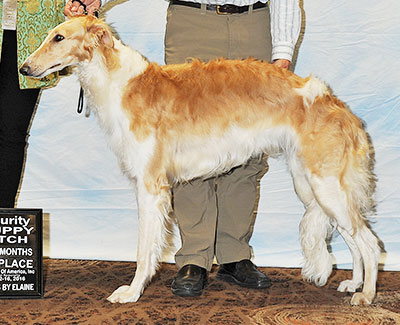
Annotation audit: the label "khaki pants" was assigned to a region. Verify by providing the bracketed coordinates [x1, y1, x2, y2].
[165, 3, 271, 270]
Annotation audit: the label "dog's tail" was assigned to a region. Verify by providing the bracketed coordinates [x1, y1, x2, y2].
[334, 98, 376, 229]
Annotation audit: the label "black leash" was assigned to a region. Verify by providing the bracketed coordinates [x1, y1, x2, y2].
[77, 86, 85, 114]
[72, 0, 99, 115]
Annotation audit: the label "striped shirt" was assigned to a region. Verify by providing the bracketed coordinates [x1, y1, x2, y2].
[2, 0, 17, 30]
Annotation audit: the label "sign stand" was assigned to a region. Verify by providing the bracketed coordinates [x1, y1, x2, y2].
[0, 209, 43, 299]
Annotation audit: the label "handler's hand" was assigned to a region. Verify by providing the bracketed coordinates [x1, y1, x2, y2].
[273, 59, 291, 70]
[64, 0, 101, 17]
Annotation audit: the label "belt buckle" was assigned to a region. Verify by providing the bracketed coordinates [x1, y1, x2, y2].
[216, 5, 230, 15]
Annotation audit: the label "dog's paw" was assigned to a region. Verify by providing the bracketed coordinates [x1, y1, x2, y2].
[337, 279, 363, 293]
[350, 292, 374, 305]
[107, 285, 141, 304]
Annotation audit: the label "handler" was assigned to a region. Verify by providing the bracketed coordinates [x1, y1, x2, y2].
[165, 0, 302, 297]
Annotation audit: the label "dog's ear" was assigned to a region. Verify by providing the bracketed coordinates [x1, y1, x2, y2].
[88, 23, 114, 48]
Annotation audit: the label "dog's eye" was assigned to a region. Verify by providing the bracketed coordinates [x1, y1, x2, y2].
[54, 34, 64, 42]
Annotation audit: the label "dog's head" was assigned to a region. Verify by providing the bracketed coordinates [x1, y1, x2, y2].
[20, 15, 114, 78]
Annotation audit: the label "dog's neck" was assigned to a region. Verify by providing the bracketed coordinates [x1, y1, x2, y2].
[74, 37, 149, 113]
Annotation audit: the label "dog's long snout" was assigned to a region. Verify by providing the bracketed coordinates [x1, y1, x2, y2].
[19, 64, 31, 76]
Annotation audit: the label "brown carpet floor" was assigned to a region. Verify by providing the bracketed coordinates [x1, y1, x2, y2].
[0, 259, 399, 324]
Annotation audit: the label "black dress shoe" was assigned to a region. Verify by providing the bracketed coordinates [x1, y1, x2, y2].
[171, 264, 207, 297]
[217, 259, 271, 289]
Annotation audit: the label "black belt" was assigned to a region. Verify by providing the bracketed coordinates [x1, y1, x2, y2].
[170, 0, 267, 14]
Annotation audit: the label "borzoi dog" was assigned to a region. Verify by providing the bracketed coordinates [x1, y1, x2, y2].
[20, 16, 380, 305]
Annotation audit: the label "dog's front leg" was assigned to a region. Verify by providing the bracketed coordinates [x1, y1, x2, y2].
[107, 179, 170, 303]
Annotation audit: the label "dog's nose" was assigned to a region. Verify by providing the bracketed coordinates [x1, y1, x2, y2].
[19, 65, 31, 76]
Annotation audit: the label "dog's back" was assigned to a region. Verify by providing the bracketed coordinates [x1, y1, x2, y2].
[120, 59, 370, 186]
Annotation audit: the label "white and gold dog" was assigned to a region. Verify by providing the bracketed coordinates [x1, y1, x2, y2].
[21, 16, 380, 305]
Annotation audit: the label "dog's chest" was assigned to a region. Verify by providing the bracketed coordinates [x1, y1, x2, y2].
[96, 100, 155, 177]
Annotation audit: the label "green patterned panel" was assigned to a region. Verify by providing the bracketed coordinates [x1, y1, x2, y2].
[0, 0, 65, 89]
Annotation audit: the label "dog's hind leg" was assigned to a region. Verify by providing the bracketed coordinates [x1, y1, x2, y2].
[308, 175, 380, 305]
[107, 177, 171, 303]
[300, 174, 363, 293]
[336, 223, 379, 305]
[347, 224, 380, 305]
[299, 199, 333, 286]
[336, 226, 364, 293]
[291, 165, 333, 287]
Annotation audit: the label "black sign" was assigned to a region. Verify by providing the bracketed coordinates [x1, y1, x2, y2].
[0, 209, 43, 299]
